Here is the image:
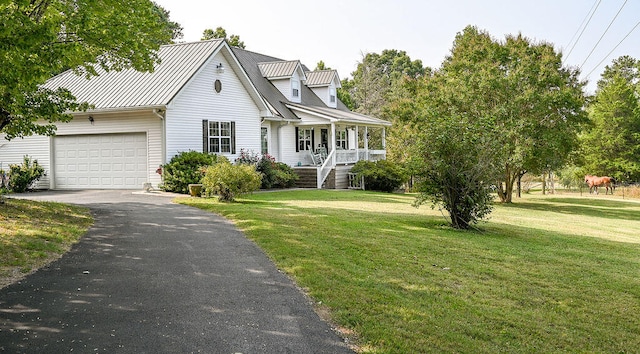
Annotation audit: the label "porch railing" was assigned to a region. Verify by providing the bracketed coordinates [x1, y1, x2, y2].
[335, 149, 386, 164]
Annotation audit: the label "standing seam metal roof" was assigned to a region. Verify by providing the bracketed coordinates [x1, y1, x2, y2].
[257, 60, 301, 79]
[42, 40, 225, 110]
[305, 70, 340, 87]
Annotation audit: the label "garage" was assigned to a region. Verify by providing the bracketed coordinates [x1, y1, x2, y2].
[53, 133, 148, 189]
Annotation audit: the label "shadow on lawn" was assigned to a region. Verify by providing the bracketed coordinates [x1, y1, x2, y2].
[502, 197, 640, 221]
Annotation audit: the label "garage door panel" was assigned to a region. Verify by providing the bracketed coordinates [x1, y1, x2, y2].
[54, 133, 147, 189]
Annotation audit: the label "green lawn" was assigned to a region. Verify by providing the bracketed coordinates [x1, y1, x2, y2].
[0, 198, 93, 289]
[178, 190, 640, 353]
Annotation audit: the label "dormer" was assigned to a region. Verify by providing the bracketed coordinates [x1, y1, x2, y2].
[258, 60, 307, 103]
[305, 70, 341, 108]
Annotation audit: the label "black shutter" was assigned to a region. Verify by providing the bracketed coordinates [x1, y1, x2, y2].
[345, 129, 349, 150]
[295, 127, 299, 152]
[202, 120, 208, 153]
[231, 121, 236, 154]
[311, 128, 315, 152]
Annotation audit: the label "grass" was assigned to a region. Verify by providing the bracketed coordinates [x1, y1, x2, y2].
[0, 198, 93, 289]
[177, 190, 640, 353]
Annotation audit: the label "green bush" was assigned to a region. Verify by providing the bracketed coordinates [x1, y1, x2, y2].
[236, 150, 298, 189]
[160, 151, 219, 194]
[351, 160, 407, 192]
[7, 156, 46, 193]
[272, 162, 298, 188]
[202, 159, 262, 202]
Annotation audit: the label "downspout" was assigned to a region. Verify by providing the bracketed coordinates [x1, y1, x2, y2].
[276, 117, 290, 163]
[153, 108, 166, 189]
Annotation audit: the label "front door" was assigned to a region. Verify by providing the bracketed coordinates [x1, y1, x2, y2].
[320, 129, 328, 150]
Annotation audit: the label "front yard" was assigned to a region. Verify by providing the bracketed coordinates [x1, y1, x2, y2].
[178, 190, 640, 353]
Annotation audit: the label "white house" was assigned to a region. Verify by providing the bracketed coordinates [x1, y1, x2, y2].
[0, 39, 391, 190]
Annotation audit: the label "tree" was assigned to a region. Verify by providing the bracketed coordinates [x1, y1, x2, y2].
[391, 56, 497, 229]
[345, 50, 425, 117]
[0, 1, 178, 139]
[438, 26, 587, 203]
[315, 61, 330, 70]
[201, 27, 245, 48]
[580, 56, 640, 182]
[153, 2, 184, 43]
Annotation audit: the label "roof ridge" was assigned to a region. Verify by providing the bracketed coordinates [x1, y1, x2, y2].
[160, 39, 224, 49]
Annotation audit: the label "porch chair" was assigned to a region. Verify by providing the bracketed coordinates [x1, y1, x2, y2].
[309, 150, 324, 166]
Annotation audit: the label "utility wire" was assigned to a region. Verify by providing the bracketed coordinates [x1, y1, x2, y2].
[565, 0, 599, 53]
[585, 19, 640, 78]
[580, 0, 629, 69]
[564, 0, 601, 64]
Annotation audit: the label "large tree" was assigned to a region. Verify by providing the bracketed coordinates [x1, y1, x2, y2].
[580, 56, 640, 182]
[442, 26, 587, 203]
[345, 49, 425, 117]
[201, 27, 245, 48]
[0, 0, 178, 139]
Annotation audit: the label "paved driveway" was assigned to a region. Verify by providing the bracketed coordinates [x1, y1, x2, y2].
[0, 190, 352, 353]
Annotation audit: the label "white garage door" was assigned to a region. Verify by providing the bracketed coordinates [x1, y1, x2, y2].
[54, 133, 148, 189]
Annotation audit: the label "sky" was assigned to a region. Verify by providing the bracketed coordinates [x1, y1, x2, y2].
[153, 0, 640, 94]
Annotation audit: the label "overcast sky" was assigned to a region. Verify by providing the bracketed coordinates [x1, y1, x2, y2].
[153, 0, 640, 94]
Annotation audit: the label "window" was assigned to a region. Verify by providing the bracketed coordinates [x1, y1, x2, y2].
[329, 88, 336, 103]
[292, 79, 300, 98]
[261, 127, 268, 154]
[296, 127, 313, 151]
[203, 120, 235, 154]
[336, 129, 348, 149]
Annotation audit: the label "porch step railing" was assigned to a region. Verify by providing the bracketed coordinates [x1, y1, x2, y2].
[317, 149, 335, 189]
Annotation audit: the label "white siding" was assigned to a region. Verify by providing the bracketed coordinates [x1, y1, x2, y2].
[278, 124, 299, 166]
[0, 134, 51, 189]
[0, 111, 162, 189]
[268, 122, 280, 161]
[272, 78, 291, 102]
[310, 87, 329, 106]
[166, 51, 262, 162]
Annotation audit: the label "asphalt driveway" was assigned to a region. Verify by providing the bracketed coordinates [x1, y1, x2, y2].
[0, 190, 353, 353]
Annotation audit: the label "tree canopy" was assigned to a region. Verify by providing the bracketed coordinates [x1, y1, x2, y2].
[0, 0, 179, 139]
[580, 56, 640, 182]
[440, 26, 587, 203]
[201, 27, 245, 48]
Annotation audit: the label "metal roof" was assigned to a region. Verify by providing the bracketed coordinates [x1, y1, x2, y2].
[305, 70, 341, 87]
[257, 60, 302, 79]
[42, 40, 225, 110]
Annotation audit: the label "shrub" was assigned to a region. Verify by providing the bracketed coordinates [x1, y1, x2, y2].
[236, 150, 298, 189]
[272, 162, 298, 188]
[351, 160, 407, 192]
[202, 159, 262, 202]
[160, 151, 219, 194]
[8, 156, 46, 193]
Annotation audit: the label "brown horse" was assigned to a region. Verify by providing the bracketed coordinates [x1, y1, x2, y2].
[584, 175, 616, 195]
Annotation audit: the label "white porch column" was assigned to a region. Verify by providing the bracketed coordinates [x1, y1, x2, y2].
[382, 127, 386, 159]
[355, 125, 359, 161]
[364, 126, 369, 161]
[330, 122, 336, 165]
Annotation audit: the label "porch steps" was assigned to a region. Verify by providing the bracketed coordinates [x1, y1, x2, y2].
[294, 168, 317, 188]
[294, 168, 337, 189]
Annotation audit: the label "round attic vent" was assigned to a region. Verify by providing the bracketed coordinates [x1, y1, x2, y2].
[214, 79, 222, 93]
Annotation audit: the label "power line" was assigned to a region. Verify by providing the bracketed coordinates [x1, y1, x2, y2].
[585, 19, 640, 78]
[565, 0, 599, 52]
[580, 0, 629, 69]
[564, 0, 601, 64]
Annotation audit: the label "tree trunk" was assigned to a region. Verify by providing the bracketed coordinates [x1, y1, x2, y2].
[542, 173, 546, 195]
[497, 165, 517, 203]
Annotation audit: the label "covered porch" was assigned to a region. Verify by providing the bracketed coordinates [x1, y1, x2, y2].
[294, 123, 388, 189]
